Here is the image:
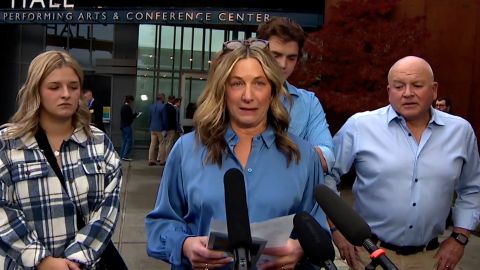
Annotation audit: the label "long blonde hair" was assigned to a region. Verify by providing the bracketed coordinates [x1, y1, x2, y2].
[193, 44, 300, 166]
[1, 50, 91, 139]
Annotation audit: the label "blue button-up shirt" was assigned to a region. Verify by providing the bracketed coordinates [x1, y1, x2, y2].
[331, 105, 480, 246]
[283, 82, 335, 171]
[145, 126, 327, 269]
[149, 101, 165, 132]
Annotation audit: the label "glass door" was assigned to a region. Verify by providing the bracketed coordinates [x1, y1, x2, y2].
[180, 71, 208, 133]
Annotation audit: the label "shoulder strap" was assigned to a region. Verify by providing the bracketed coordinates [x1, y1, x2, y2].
[35, 128, 86, 228]
[0, 138, 10, 170]
[35, 128, 66, 186]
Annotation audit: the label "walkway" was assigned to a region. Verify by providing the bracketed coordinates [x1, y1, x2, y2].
[114, 159, 480, 270]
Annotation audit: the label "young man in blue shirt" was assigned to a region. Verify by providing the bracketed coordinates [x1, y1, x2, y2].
[257, 17, 335, 173]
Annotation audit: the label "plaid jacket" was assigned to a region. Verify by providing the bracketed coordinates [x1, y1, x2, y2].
[0, 126, 122, 270]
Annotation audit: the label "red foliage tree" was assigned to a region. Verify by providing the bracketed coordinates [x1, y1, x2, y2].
[290, 0, 429, 133]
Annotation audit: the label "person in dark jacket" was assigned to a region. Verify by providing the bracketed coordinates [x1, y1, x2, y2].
[84, 89, 105, 131]
[120, 95, 139, 161]
[158, 95, 177, 165]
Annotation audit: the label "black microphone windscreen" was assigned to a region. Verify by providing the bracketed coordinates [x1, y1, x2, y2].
[294, 212, 335, 265]
[315, 185, 371, 246]
[224, 168, 252, 248]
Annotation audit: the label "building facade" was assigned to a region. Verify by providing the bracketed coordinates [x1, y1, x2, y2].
[0, 0, 325, 148]
[3, 0, 478, 147]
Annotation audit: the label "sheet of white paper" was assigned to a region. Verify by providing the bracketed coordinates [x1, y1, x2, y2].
[208, 214, 294, 267]
[250, 214, 294, 247]
[208, 214, 294, 248]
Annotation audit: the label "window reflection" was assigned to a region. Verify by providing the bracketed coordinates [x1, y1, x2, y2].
[135, 25, 250, 144]
[46, 23, 113, 70]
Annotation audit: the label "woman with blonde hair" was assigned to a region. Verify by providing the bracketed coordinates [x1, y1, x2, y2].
[146, 40, 328, 270]
[0, 50, 123, 270]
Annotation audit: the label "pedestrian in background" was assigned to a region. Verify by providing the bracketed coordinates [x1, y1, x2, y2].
[148, 93, 165, 166]
[120, 95, 140, 161]
[158, 95, 177, 165]
[174, 97, 183, 135]
[83, 88, 105, 131]
[435, 97, 453, 114]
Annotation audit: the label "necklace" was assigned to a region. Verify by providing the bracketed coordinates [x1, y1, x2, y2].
[46, 126, 74, 158]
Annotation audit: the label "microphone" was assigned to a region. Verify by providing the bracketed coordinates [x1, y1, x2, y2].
[224, 168, 252, 270]
[294, 212, 338, 270]
[315, 185, 399, 270]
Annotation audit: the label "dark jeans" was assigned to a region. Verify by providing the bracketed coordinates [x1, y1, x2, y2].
[120, 126, 133, 158]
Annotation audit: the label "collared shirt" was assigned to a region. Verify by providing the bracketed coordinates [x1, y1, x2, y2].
[282, 81, 335, 171]
[332, 105, 480, 246]
[88, 98, 94, 109]
[145, 126, 327, 269]
[0, 126, 122, 270]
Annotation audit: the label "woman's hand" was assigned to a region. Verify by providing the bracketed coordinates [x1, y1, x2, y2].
[37, 257, 81, 270]
[65, 260, 82, 270]
[258, 238, 304, 270]
[182, 236, 234, 269]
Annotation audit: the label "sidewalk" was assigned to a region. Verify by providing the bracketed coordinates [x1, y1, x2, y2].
[113, 159, 170, 270]
[114, 159, 479, 270]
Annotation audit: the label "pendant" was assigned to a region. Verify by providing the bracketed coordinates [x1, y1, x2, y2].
[54, 150, 60, 157]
